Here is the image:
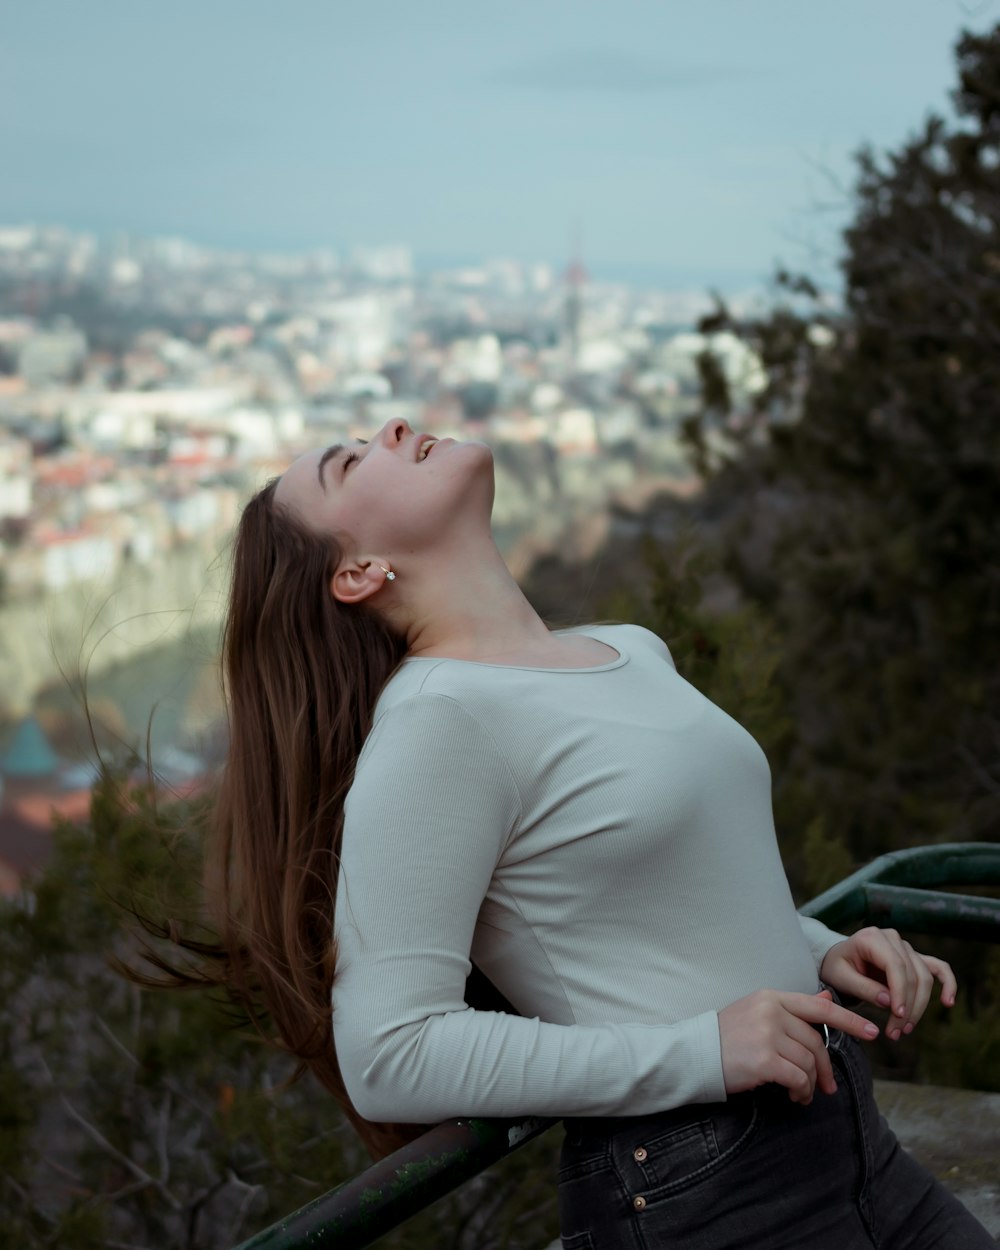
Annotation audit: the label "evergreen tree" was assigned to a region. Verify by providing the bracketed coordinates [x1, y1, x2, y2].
[683, 23, 1000, 863]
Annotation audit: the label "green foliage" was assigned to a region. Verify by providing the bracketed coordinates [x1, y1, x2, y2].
[0, 770, 345, 1247]
[0, 1039, 36, 1179]
[604, 529, 791, 762]
[912, 949, 1000, 1091]
[800, 816, 856, 898]
[682, 26, 1000, 864]
[0, 769, 560, 1248]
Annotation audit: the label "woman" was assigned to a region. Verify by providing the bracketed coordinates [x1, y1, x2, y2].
[207, 417, 992, 1247]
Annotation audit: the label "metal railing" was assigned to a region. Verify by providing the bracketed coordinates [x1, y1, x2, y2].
[234, 840, 1000, 1250]
[799, 841, 1000, 940]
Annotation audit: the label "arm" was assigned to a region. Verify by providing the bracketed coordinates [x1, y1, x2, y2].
[797, 913, 850, 971]
[332, 693, 726, 1124]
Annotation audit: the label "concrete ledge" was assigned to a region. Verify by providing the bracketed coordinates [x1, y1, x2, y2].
[874, 1078, 1000, 1239]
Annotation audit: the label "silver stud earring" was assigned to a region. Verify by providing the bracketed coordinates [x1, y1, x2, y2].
[378, 564, 396, 582]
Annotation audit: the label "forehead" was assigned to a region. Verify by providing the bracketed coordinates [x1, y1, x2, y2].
[273, 446, 328, 512]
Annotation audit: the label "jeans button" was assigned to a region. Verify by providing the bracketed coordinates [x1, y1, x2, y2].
[633, 1146, 648, 1162]
[632, 1195, 647, 1211]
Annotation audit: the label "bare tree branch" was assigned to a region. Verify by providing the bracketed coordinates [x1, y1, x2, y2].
[94, 1016, 214, 1124]
[59, 1095, 181, 1212]
[40, 1155, 86, 1185]
[227, 1171, 266, 1244]
[958, 743, 1000, 796]
[156, 1092, 172, 1189]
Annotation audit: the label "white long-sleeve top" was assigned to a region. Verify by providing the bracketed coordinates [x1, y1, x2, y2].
[332, 624, 845, 1124]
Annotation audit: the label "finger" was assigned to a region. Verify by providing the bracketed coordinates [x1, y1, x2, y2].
[816, 1043, 837, 1096]
[926, 956, 958, 1007]
[781, 992, 879, 1040]
[824, 962, 893, 1010]
[866, 929, 916, 1030]
[884, 930, 916, 1019]
[770, 1054, 816, 1105]
[902, 946, 935, 1033]
[783, 1018, 837, 1096]
[775, 1037, 819, 1103]
[901, 954, 958, 1024]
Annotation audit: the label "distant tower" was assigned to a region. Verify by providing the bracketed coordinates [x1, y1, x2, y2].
[562, 224, 587, 369]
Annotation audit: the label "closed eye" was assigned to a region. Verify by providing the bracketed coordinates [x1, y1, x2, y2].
[343, 451, 360, 471]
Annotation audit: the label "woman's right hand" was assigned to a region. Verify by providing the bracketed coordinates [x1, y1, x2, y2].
[718, 989, 879, 1105]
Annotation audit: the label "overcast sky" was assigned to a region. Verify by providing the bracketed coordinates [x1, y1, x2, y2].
[3, 0, 998, 292]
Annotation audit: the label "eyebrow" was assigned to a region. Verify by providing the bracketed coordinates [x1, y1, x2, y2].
[317, 444, 344, 491]
[317, 439, 368, 490]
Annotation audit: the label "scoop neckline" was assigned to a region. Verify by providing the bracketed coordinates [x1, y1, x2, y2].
[401, 628, 629, 674]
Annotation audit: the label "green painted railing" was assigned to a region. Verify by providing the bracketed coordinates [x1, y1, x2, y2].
[234, 840, 1000, 1250]
[799, 841, 1000, 941]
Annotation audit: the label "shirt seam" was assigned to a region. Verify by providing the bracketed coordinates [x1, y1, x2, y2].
[381, 685, 525, 852]
[487, 877, 578, 1024]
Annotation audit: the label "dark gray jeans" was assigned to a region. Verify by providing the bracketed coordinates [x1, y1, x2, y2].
[558, 1029, 995, 1249]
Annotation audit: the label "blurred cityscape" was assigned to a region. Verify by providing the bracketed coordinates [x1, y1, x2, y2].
[0, 221, 785, 891]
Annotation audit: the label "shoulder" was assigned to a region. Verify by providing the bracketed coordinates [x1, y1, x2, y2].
[358, 684, 515, 782]
[371, 657, 510, 728]
[577, 622, 676, 668]
[349, 687, 522, 838]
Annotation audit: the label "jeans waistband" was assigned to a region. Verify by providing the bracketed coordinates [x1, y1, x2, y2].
[567, 1087, 754, 1138]
[568, 1020, 848, 1138]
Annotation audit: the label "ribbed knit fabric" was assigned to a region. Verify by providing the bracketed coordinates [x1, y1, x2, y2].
[332, 624, 846, 1124]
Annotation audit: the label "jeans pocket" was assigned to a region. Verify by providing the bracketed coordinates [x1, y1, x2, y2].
[631, 1099, 761, 1199]
[561, 1231, 595, 1250]
[558, 1135, 610, 1184]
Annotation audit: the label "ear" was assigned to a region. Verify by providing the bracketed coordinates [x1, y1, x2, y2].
[329, 558, 389, 605]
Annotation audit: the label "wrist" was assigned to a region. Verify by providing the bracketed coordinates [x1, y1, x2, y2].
[819, 942, 864, 1008]
[819, 939, 848, 984]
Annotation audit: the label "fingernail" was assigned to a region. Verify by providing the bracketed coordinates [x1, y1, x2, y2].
[889, 1027, 900, 1041]
[895, 1004, 906, 1017]
[864, 1022, 879, 1038]
[903, 1022, 914, 1035]
[877, 991, 891, 1007]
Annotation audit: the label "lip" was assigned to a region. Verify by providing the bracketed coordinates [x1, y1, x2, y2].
[415, 433, 439, 462]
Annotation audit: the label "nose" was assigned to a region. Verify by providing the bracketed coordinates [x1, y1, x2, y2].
[379, 418, 412, 448]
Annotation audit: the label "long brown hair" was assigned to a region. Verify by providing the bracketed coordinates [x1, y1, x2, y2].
[133, 478, 420, 1159]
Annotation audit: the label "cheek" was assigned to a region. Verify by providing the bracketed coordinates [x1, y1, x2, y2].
[330, 485, 415, 552]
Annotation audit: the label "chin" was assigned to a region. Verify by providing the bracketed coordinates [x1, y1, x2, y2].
[440, 437, 494, 480]
[465, 440, 496, 493]
[455, 438, 494, 464]
[444, 440, 495, 520]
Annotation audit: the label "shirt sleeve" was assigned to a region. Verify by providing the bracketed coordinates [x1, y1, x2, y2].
[332, 692, 727, 1124]
[797, 914, 849, 972]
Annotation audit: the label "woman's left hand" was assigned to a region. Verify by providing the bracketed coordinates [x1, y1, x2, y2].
[819, 926, 957, 1041]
